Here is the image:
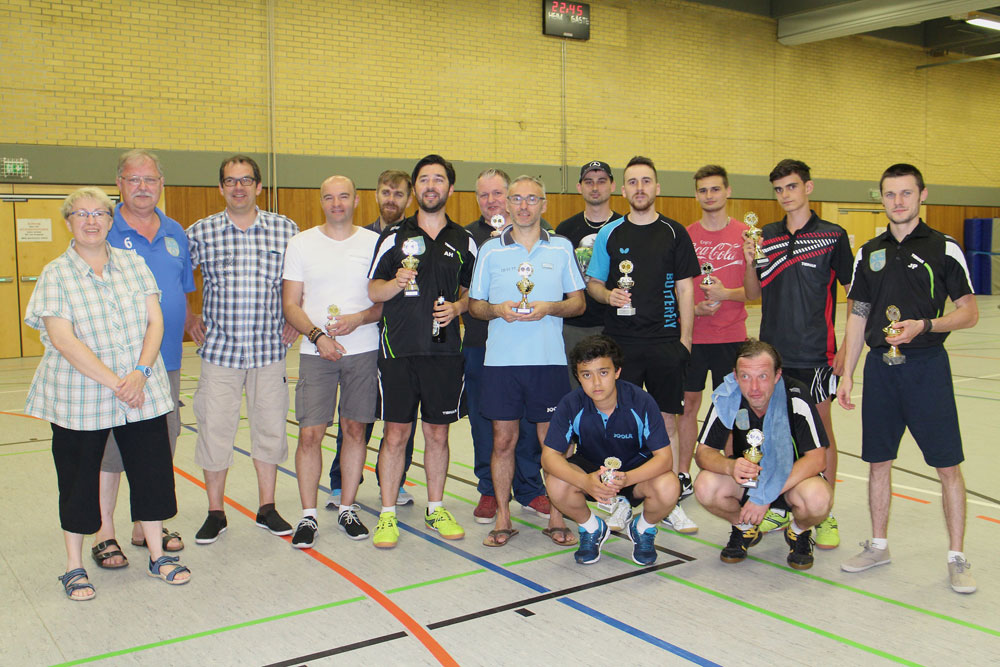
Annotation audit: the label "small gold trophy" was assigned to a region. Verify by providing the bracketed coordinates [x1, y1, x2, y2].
[742, 429, 764, 489]
[745, 212, 769, 268]
[489, 214, 506, 237]
[326, 304, 340, 340]
[882, 305, 906, 365]
[401, 238, 420, 297]
[700, 261, 719, 307]
[601, 456, 622, 485]
[617, 260, 636, 316]
[514, 262, 534, 314]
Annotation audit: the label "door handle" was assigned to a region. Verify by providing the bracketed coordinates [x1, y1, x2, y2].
[20, 276, 38, 282]
[0, 276, 13, 283]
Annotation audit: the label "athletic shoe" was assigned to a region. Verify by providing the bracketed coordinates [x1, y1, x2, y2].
[604, 496, 633, 531]
[194, 514, 227, 545]
[948, 557, 976, 594]
[759, 508, 790, 533]
[720, 525, 761, 563]
[473, 495, 498, 524]
[785, 527, 815, 570]
[424, 507, 465, 540]
[677, 472, 694, 501]
[523, 495, 551, 518]
[255, 507, 293, 536]
[397, 486, 415, 506]
[574, 517, 610, 565]
[291, 516, 318, 549]
[627, 517, 658, 566]
[661, 505, 698, 534]
[841, 541, 891, 572]
[373, 512, 399, 549]
[337, 505, 370, 541]
[815, 515, 840, 550]
[325, 489, 341, 509]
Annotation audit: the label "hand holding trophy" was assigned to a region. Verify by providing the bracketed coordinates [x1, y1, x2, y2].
[741, 429, 764, 488]
[326, 304, 340, 340]
[617, 260, 636, 316]
[744, 212, 769, 268]
[882, 305, 906, 365]
[600, 457, 622, 486]
[514, 262, 534, 314]
[700, 261, 719, 306]
[401, 238, 420, 297]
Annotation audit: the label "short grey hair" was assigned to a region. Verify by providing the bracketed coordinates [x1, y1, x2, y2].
[62, 187, 114, 219]
[476, 168, 511, 187]
[117, 149, 164, 178]
[509, 174, 546, 198]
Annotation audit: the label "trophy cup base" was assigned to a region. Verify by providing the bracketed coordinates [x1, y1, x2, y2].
[404, 289, 419, 297]
[740, 480, 758, 489]
[754, 257, 769, 268]
[882, 352, 906, 365]
[616, 306, 635, 316]
[514, 306, 533, 314]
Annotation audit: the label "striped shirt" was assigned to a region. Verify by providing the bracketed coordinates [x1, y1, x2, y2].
[187, 208, 299, 368]
[24, 243, 174, 430]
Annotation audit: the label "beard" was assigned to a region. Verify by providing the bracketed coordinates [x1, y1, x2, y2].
[417, 195, 447, 214]
[379, 203, 404, 223]
[628, 196, 654, 213]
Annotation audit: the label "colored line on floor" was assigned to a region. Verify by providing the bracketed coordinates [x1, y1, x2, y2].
[0, 410, 42, 420]
[262, 632, 408, 667]
[977, 514, 1000, 524]
[659, 573, 921, 665]
[170, 465, 459, 667]
[892, 492, 932, 504]
[0, 447, 48, 457]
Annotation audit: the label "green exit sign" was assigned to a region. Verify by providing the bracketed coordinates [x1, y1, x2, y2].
[2, 158, 30, 178]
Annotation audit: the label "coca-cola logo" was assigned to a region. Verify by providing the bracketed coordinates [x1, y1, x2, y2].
[696, 241, 741, 262]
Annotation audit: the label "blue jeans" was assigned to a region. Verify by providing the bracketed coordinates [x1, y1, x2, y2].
[328, 422, 414, 490]
[463, 346, 545, 504]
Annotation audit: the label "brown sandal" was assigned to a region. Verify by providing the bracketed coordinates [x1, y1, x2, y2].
[91, 539, 128, 569]
[131, 528, 184, 552]
[483, 528, 519, 547]
[542, 526, 578, 546]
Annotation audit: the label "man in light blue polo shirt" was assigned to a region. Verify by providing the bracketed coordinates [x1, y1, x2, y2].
[91, 149, 195, 566]
[469, 175, 586, 547]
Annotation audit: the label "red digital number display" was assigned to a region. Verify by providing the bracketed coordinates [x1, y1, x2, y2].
[551, 1, 584, 15]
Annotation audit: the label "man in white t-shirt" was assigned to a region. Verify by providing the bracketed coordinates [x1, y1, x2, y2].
[282, 175, 382, 547]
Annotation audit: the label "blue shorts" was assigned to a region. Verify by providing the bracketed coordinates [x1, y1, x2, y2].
[480, 365, 570, 423]
[861, 346, 963, 468]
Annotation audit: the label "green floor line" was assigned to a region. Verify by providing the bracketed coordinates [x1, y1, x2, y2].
[0, 448, 48, 457]
[450, 461, 474, 471]
[502, 546, 577, 566]
[385, 568, 485, 594]
[55, 596, 366, 666]
[659, 573, 921, 666]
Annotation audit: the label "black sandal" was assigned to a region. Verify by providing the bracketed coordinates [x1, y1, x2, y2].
[131, 528, 184, 552]
[91, 539, 128, 569]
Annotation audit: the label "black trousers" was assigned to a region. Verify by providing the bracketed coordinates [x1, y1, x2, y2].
[51, 415, 177, 534]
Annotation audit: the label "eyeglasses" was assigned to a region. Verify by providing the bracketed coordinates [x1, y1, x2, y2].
[68, 210, 112, 220]
[122, 176, 161, 187]
[508, 195, 545, 206]
[222, 176, 257, 187]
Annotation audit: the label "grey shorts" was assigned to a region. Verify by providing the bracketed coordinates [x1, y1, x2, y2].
[102, 369, 181, 473]
[295, 351, 377, 428]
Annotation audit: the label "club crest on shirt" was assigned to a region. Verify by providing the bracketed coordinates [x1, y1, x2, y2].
[869, 249, 886, 272]
[164, 237, 180, 257]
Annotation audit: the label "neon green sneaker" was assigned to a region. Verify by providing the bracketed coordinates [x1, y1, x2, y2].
[759, 509, 790, 534]
[424, 507, 465, 540]
[815, 515, 840, 550]
[373, 512, 399, 549]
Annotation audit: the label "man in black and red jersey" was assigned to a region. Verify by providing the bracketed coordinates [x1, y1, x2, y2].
[744, 159, 852, 550]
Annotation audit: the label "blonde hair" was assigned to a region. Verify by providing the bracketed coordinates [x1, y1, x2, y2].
[61, 187, 114, 219]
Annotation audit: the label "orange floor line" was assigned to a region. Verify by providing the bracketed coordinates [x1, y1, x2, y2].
[172, 465, 457, 667]
[976, 515, 1000, 524]
[891, 492, 931, 504]
[0, 410, 43, 420]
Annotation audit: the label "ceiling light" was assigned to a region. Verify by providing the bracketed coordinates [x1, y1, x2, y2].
[966, 11, 1000, 30]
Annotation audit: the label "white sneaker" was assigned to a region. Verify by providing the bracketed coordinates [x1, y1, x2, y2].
[325, 489, 341, 510]
[396, 486, 415, 506]
[604, 497, 633, 531]
[662, 504, 698, 534]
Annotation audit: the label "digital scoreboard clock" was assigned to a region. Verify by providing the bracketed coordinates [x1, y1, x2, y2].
[543, 1, 590, 40]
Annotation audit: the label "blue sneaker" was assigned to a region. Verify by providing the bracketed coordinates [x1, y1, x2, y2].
[574, 517, 610, 565]
[628, 517, 658, 566]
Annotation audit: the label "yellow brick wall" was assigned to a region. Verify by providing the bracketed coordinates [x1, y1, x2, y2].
[2, 0, 998, 187]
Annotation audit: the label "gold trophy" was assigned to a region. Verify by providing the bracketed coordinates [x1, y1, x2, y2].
[617, 260, 636, 316]
[882, 305, 906, 365]
[600, 456, 622, 485]
[700, 261, 719, 306]
[401, 238, 420, 297]
[742, 429, 764, 489]
[514, 262, 534, 314]
[326, 304, 340, 340]
[489, 214, 506, 237]
[745, 212, 769, 268]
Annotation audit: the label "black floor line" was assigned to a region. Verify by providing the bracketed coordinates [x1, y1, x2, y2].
[261, 631, 408, 667]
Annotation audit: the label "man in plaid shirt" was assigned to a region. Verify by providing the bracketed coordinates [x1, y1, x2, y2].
[186, 155, 300, 544]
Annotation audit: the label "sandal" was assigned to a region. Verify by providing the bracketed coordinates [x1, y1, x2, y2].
[148, 555, 191, 585]
[91, 539, 128, 569]
[483, 528, 519, 547]
[542, 526, 579, 546]
[58, 568, 95, 601]
[132, 528, 184, 552]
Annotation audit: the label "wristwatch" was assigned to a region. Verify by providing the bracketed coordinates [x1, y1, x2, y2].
[135, 364, 152, 378]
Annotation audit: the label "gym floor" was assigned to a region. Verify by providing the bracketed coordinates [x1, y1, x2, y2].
[2, 300, 998, 666]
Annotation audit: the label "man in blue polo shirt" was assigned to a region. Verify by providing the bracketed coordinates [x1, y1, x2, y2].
[469, 175, 585, 547]
[90, 149, 195, 568]
[542, 335, 681, 565]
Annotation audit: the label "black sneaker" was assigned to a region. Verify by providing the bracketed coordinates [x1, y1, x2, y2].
[785, 527, 815, 570]
[677, 472, 694, 501]
[291, 516, 318, 549]
[338, 505, 370, 541]
[720, 525, 762, 563]
[255, 507, 293, 536]
[195, 514, 227, 545]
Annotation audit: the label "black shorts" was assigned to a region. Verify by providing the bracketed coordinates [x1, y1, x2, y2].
[861, 346, 963, 468]
[377, 354, 466, 424]
[782, 365, 838, 403]
[683, 341, 742, 393]
[479, 365, 570, 423]
[618, 339, 689, 414]
[737, 486, 791, 513]
[568, 453, 643, 508]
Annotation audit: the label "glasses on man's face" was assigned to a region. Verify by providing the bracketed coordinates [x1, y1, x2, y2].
[223, 176, 257, 187]
[508, 194, 545, 206]
[68, 210, 112, 220]
[123, 176, 161, 187]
